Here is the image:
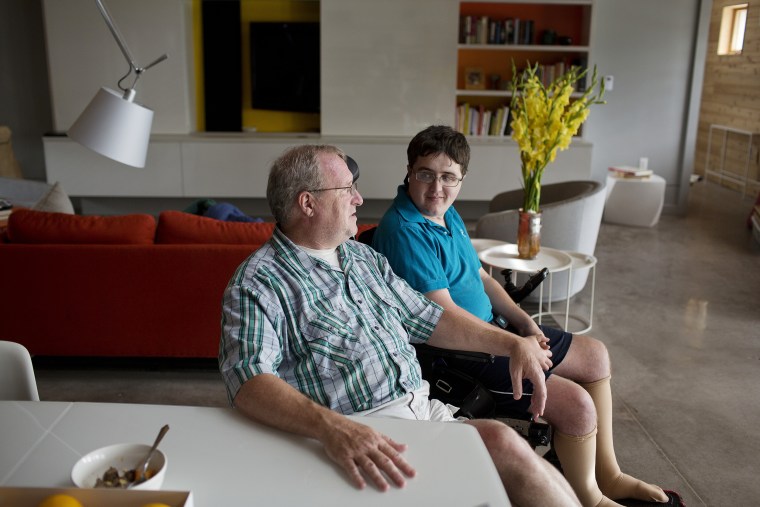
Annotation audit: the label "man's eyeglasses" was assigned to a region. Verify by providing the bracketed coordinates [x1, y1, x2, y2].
[308, 182, 360, 195]
[414, 170, 464, 187]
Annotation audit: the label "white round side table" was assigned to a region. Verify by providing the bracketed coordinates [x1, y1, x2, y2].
[478, 243, 574, 330]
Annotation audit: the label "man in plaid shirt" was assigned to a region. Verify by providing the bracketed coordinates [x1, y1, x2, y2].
[219, 144, 579, 507]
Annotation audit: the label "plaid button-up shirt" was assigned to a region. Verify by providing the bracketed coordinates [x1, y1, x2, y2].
[219, 227, 443, 415]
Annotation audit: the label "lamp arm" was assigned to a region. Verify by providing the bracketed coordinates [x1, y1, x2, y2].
[95, 0, 138, 73]
[94, 0, 168, 97]
[139, 54, 169, 74]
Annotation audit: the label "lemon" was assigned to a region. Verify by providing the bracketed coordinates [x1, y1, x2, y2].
[38, 494, 84, 507]
[141, 504, 172, 507]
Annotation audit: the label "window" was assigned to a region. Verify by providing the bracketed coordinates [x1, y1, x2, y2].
[718, 4, 748, 55]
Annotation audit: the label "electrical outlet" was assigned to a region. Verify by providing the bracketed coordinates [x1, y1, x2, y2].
[603, 75, 614, 91]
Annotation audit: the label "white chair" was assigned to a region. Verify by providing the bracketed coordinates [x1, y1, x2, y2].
[0, 340, 40, 401]
[475, 180, 606, 302]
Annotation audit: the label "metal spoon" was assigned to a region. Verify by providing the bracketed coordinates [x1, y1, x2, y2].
[132, 424, 169, 484]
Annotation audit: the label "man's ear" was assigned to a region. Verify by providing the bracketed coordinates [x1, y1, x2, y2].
[297, 190, 316, 218]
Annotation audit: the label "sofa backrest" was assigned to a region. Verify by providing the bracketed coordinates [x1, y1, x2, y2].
[3, 208, 378, 247]
[3, 209, 280, 246]
[155, 211, 275, 245]
[5, 209, 157, 245]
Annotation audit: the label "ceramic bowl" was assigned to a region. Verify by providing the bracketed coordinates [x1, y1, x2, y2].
[71, 443, 167, 490]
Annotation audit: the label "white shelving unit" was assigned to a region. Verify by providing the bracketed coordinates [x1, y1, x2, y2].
[704, 124, 760, 198]
[455, 43, 590, 98]
[455, 0, 594, 137]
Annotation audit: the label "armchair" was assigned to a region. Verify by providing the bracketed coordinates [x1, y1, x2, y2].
[475, 180, 605, 302]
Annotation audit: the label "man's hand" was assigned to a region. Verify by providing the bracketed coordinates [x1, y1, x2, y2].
[321, 418, 416, 491]
[507, 335, 552, 419]
[531, 331, 550, 350]
[517, 319, 544, 340]
[233, 375, 415, 492]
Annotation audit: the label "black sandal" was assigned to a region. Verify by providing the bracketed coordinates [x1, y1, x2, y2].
[619, 490, 686, 507]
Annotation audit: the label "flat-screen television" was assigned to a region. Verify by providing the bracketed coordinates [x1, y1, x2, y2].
[250, 22, 320, 113]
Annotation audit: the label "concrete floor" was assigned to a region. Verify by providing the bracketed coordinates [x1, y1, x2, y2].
[34, 181, 760, 506]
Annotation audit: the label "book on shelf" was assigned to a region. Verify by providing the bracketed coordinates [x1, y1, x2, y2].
[502, 19, 513, 44]
[458, 15, 533, 45]
[456, 103, 512, 137]
[608, 166, 653, 178]
[520, 19, 534, 45]
[512, 18, 520, 45]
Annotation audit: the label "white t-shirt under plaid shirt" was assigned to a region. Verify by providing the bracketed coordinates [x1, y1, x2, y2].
[219, 227, 444, 415]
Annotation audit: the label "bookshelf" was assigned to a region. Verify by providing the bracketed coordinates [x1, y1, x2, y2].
[456, 0, 593, 137]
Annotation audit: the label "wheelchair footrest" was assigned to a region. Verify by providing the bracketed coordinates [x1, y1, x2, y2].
[496, 416, 553, 449]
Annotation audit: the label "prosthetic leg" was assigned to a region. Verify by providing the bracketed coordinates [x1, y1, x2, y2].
[553, 429, 628, 507]
[581, 376, 668, 504]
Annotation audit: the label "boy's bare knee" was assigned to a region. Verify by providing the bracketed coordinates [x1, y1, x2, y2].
[574, 334, 611, 378]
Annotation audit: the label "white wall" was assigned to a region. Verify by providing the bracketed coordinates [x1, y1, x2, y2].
[586, 0, 708, 210]
[42, 0, 195, 134]
[37, 0, 709, 213]
[321, 0, 459, 136]
[42, 0, 458, 139]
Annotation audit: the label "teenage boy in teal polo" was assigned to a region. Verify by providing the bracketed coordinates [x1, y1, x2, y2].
[372, 125, 675, 507]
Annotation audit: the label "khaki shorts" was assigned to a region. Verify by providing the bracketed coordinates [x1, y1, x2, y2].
[354, 381, 464, 422]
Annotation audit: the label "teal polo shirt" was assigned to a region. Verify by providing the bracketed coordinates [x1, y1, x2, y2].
[373, 185, 494, 322]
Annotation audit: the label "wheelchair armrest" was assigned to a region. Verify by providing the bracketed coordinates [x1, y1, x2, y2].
[501, 267, 549, 304]
[413, 343, 495, 363]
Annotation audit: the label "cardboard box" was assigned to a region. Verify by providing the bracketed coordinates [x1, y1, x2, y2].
[0, 487, 193, 507]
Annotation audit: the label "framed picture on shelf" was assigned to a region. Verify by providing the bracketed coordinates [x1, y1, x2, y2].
[464, 67, 486, 90]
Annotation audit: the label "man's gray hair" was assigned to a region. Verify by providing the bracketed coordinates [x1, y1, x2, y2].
[267, 144, 347, 225]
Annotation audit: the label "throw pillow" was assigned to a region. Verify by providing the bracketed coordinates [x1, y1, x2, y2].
[7, 209, 156, 244]
[156, 210, 275, 244]
[33, 181, 75, 214]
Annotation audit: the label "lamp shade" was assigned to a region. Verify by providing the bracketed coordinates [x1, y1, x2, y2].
[68, 87, 154, 168]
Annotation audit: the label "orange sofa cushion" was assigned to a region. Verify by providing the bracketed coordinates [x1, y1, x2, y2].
[6, 209, 156, 245]
[156, 210, 275, 245]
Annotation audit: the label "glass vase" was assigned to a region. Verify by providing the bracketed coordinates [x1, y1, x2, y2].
[517, 209, 542, 260]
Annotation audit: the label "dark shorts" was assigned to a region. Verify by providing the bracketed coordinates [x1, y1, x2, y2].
[444, 325, 573, 414]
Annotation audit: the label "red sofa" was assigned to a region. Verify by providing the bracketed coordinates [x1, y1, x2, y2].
[0, 209, 375, 358]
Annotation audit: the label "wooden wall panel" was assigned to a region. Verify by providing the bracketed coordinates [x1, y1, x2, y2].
[695, 0, 760, 193]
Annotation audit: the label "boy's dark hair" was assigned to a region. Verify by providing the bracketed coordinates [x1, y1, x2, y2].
[406, 125, 471, 176]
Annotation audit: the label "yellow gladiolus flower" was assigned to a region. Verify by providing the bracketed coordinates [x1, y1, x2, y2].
[509, 62, 605, 212]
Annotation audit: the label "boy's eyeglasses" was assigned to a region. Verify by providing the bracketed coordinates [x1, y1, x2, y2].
[414, 170, 463, 187]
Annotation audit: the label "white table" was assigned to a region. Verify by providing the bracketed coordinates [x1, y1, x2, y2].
[0, 401, 509, 506]
[603, 174, 666, 227]
[478, 242, 596, 334]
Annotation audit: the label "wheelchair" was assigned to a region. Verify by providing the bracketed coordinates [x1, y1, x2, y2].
[412, 267, 558, 461]
[356, 227, 558, 461]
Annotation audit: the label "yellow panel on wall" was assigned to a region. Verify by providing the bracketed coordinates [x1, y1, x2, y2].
[241, 0, 320, 133]
[193, 0, 319, 132]
[193, 0, 205, 132]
